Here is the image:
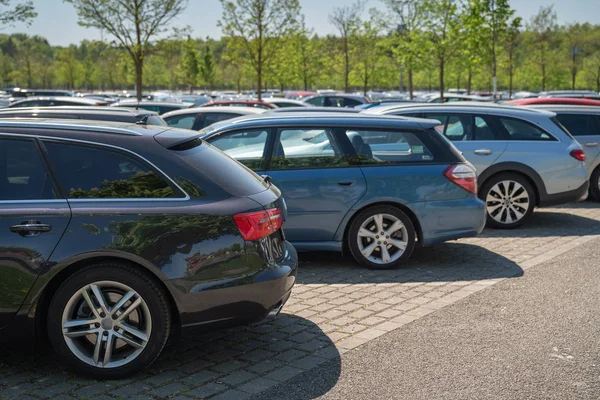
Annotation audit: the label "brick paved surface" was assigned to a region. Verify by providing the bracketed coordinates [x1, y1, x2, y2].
[2, 203, 600, 400]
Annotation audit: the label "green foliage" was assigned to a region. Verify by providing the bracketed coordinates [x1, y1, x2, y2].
[200, 43, 216, 89]
[180, 36, 200, 92]
[0, 0, 36, 27]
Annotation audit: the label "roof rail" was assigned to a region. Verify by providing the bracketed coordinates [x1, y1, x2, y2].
[0, 119, 142, 136]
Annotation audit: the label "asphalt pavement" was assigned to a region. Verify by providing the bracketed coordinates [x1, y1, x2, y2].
[254, 236, 600, 400]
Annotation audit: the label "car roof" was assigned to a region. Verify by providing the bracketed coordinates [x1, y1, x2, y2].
[162, 106, 266, 118]
[115, 100, 191, 107]
[0, 106, 156, 116]
[200, 112, 442, 134]
[10, 96, 100, 105]
[0, 118, 168, 137]
[506, 98, 600, 106]
[525, 105, 600, 114]
[363, 102, 557, 117]
[269, 106, 360, 113]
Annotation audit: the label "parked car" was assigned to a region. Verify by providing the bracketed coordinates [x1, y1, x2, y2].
[111, 100, 193, 115]
[199, 112, 486, 269]
[285, 91, 317, 100]
[8, 96, 108, 108]
[365, 103, 589, 228]
[6, 88, 75, 102]
[425, 94, 491, 103]
[162, 106, 265, 130]
[270, 106, 361, 114]
[0, 119, 297, 378]
[201, 100, 277, 110]
[263, 98, 311, 108]
[506, 98, 600, 107]
[537, 90, 600, 100]
[303, 94, 370, 107]
[525, 105, 600, 201]
[180, 94, 212, 107]
[0, 106, 167, 126]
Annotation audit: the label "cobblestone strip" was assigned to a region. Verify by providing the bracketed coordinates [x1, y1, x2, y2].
[1, 204, 599, 399]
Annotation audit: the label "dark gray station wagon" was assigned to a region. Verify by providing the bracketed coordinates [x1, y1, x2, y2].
[0, 120, 297, 379]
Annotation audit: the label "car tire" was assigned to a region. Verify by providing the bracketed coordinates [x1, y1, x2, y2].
[348, 205, 416, 270]
[47, 263, 171, 379]
[589, 167, 600, 201]
[480, 173, 535, 229]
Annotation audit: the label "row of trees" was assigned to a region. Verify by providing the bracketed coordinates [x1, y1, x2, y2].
[2, 0, 600, 100]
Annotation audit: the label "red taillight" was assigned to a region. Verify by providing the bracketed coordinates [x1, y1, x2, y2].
[233, 208, 283, 241]
[570, 149, 586, 162]
[444, 164, 477, 194]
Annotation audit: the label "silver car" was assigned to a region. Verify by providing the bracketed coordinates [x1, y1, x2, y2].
[526, 105, 600, 201]
[364, 103, 589, 228]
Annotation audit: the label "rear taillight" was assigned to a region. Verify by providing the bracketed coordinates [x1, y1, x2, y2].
[444, 164, 477, 194]
[570, 149, 586, 162]
[233, 207, 283, 241]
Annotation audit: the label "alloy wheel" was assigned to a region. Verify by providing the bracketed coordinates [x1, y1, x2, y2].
[61, 281, 152, 369]
[486, 180, 530, 225]
[357, 213, 408, 265]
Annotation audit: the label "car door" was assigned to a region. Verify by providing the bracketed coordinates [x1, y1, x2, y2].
[421, 112, 508, 175]
[554, 112, 600, 172]
[0, 136, 71, 328]
[265, 127, 366, 242]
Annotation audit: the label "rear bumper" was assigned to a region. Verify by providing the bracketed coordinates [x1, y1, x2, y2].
[539, 181, 589, 207]
[414, 197, 487, 246]
[175, 241, 298, 329]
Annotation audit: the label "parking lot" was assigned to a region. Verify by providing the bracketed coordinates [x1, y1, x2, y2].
[1, 202, 599, 399]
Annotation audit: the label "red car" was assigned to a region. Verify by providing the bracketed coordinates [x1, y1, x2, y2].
[285, 91, 317, 100]
[201, 100, 277, 110]
[506, 98, 600, 106]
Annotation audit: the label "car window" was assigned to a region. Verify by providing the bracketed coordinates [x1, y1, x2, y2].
[208, 129, 269, 170]
[343, 98, 362, 107]
[44, 142, 179, 199]
[325, 97, 345, 107]
[555, 114, 600, 136]
[499, 117, 556, 141]
[305, 96, 325, 106]
[164, 113, 196, 129]
[202, 113, 240, 129]
[274, 102, 297, 108]
[423, 113, 471, 141]
[0, 138, 55, 200]
[345, 129, 434, 164]
[271, 128, 349, 170]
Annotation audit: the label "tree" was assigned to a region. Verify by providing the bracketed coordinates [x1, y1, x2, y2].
[219, 0, 300, 100]
[422, 0, 462, 100]
[65, 0, 188, 101]
[180, 36, 199, 93]
[505, 17, 522, 98]
[528, 6, 557, 91]
[56, 46, 83, 89]
[329, 0, 364, 93]
[292, 20, 323, 91]
[380, 0, 426, 99]
[200, 43, 216, 89]
[354, 14, 382, 95]
[0, 0, 36, 27]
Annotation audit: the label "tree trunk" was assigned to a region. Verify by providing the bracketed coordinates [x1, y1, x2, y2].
[439, 58, 444, 102]
[344, 37, 349, 93]
[304, 74, 308, 91]
[257, 65, 262, 101]
[597, 67, 600, 93]
[135, 58, 143, 102]
[408, 67, 413, 100]
[467, 66, 472, 95]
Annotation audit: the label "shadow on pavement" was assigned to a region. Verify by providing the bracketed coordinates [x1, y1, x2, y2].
[0, 315, 341, 399]
[479, 209, 600, 238]
[298, 242, 524, 285]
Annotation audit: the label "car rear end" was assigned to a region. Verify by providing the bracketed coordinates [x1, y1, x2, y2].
[414, 124, 487, 245]
[154, 130, 297, 328]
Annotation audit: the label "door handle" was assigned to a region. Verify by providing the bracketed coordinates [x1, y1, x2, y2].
[338, 180, 357, 187]
[583, 142, 599, 147]
[10, 221, 52, 237]
[474, 149, 493, 155]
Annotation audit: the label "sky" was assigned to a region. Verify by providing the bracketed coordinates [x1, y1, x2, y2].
[3, 0, 600, 46]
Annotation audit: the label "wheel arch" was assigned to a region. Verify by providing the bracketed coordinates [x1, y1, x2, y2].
[340, 201, 424, 247]
[34, 255, 181, 340]
[478, 162, 546, 206]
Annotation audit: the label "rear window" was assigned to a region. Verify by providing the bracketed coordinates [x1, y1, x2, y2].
[173, 141, 269, 196]
[555, 114, 600, 137]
